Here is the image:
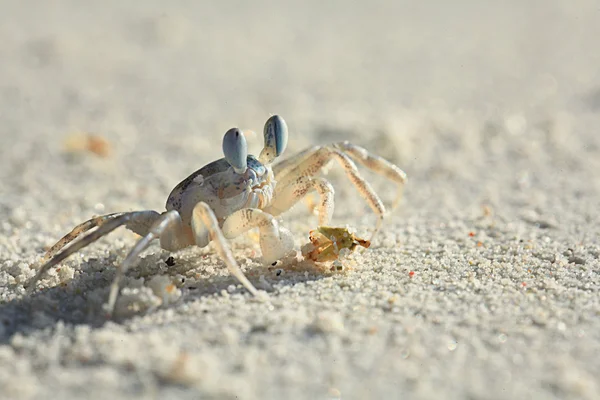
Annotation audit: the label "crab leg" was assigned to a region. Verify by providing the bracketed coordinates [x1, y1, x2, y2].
[264, 176, 335, 226]
[276, 146, 386, 238]
[273, 145, 319, 177]
[333, 141, 407, 209]
[191, 202, 260, 297]
[37, 210, 162, 265]
[277, 142, 407, 210]
[27, 211, 159, 293]
[221, 208, 295, 265]
[106, 210, 186, 316]
[38, 212, 125, 264]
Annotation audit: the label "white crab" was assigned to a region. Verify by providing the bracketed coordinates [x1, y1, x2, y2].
[27, 115, 407, 316]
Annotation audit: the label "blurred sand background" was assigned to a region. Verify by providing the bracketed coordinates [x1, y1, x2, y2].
[1, 1, 599, 399]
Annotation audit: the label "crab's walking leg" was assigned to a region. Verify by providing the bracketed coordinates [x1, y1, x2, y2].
[39, 212, 124, 264]
[222, 208, 295, 265]
[333, 141, 407, 209]
[38, 211, 162, 265]
[106, 210, 187, 315]
[263, 176, 335, 226]
[277, 143, 407, 210]
[27, 211, 160, 293]
[191, 202, 260, 297]
[277, 147, 386, 239]
[273, 145, 318, 177]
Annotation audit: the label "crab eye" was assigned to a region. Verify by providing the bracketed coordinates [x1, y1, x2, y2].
[223, 128, 248, 174]
[263, 115, 288, 158]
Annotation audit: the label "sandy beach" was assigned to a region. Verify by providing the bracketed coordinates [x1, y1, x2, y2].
[1, 1, 599, 399]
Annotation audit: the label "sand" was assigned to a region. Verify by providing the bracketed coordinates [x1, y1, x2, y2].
[1, 1, 599, 399]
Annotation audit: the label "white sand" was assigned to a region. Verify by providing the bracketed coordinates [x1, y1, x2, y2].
[1, 1, 599, 399]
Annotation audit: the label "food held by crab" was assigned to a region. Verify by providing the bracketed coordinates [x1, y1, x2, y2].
[301, 226, 371, 266]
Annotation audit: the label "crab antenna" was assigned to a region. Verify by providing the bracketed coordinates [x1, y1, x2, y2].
[259, 115, 288, 164]
[223, 128, 248, 174]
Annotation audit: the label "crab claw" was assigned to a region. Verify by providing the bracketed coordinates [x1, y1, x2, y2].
[259, 220, 295, 265]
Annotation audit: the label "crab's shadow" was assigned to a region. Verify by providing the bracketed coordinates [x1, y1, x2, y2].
[0, 249, 329, 344]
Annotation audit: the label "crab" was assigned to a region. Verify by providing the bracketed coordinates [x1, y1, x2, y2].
[27, 115, 407, 316]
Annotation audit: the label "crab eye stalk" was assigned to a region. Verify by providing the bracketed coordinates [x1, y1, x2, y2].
[223, 128, 248, 174]
[259, 115, 288, 163]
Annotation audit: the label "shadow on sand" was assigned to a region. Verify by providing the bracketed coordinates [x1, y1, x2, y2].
[0, 250, 329, 344]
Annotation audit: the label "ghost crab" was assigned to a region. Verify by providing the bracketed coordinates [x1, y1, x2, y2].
[27, 115, 407, 316]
